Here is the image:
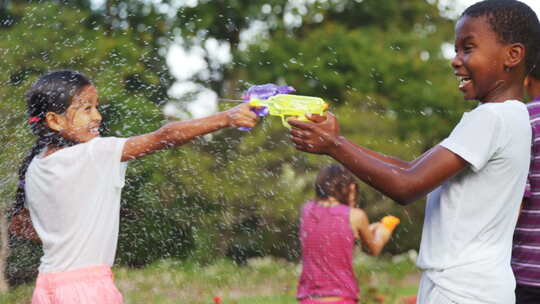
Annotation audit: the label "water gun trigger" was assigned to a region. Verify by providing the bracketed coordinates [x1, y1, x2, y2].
[282, 114, 310, 129]
[281, 115, 300, 129]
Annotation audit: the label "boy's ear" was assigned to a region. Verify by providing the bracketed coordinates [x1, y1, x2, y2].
[45, 112, 65, 132]
[505, 42, 526, 69]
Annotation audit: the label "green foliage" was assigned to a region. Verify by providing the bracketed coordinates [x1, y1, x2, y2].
[0, 1, 186, 282]
[225, 0, 467, 255]
[237, 7, 467, 146]
[0, 0, 475, 284]
[4, 238, 41, 286]
[116, 160, 195, 266]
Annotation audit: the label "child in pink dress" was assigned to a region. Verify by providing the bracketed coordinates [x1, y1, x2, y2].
[297, 164, 396, 304]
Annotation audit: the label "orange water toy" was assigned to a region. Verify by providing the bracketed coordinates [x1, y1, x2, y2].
[380, 215, 400, 232]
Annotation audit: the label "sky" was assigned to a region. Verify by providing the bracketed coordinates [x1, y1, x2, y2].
[165, 0, 540, 118]
[440, 0, 540, 18]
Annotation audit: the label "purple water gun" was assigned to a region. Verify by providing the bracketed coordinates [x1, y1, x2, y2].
[239, 83, 295, 131]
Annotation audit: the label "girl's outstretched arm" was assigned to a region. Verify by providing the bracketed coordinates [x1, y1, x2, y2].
[289, 113, 468, 205]
[121, 103, 258, 161]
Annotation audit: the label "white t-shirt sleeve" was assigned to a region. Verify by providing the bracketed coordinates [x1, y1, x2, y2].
[440, 106, 503, 172]
[88, 137, 128, 187]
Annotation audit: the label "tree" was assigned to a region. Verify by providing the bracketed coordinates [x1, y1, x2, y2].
[0, 0, 473, 287]
[218, 0, 468, 254]
[0, 0, 188, 285]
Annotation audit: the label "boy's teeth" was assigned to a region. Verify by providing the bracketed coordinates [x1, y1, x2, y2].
[459, 77, 471, 84]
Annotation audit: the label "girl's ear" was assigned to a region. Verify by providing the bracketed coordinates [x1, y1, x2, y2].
[505, 42, 526, 70]
[45, 112, 65, 132]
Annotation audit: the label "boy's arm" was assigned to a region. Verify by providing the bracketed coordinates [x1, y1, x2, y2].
[348, 142, 436, 169]
[290, 113, 433, 170]
[329, 138, 465, 205]
[121, 103, 258, 161]
[289, 113, 468, 205]
[350, 208, 390, 256]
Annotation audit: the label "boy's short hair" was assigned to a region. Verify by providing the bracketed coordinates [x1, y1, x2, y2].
[462, 0, 540, 75]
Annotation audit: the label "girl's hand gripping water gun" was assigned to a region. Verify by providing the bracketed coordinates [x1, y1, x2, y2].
[372, 215, 400, 243]
[237, 84, 294, 131]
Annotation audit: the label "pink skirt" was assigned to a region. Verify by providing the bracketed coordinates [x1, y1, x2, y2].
[300, 299, 357, 304]
[32, 265, 123, 304]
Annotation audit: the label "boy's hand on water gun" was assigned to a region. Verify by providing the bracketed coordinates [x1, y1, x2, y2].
[289, 112, 341, 154]
[225, 103, 259, 129]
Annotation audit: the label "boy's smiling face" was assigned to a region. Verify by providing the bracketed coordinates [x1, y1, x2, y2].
[452, 15, 508, 102]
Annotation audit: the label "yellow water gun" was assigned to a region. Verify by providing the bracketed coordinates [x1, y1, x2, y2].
[248, 94, 329, 128]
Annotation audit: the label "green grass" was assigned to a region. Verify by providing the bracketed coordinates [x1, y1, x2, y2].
[0, 284, 33, 303]
[0, 251, 420, 304]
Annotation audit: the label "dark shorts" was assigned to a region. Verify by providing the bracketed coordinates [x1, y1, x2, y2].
[516, 284, 540, 304]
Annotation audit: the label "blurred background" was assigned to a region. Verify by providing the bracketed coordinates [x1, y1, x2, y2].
[1, 0, 537, 303]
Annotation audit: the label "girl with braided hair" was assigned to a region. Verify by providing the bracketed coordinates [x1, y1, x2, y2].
[9, 69, 258, 303]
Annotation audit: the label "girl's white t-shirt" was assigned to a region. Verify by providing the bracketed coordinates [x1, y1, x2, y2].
[25, 136, 128, 273]
[416, 100, 531, 304]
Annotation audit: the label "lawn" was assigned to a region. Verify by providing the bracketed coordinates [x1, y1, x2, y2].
[0, 250, 420, 304]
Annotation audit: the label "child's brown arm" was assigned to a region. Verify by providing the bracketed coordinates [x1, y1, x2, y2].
[290, 113, 468, 205]
[348, 142, 439, 169]
[350, 208, 390, 256]
[121, 103, 258, 161]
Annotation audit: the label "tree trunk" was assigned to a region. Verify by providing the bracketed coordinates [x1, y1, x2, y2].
[0, 209, 9, 292]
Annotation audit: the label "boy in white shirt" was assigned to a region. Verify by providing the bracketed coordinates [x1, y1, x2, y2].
[289, 1, 540, 303]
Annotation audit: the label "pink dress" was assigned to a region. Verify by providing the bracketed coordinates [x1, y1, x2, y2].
[297, 201, 359, 302]
[32, 265, 123, 304]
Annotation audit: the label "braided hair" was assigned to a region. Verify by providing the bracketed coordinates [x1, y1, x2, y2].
[11, 70, 92, 216]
